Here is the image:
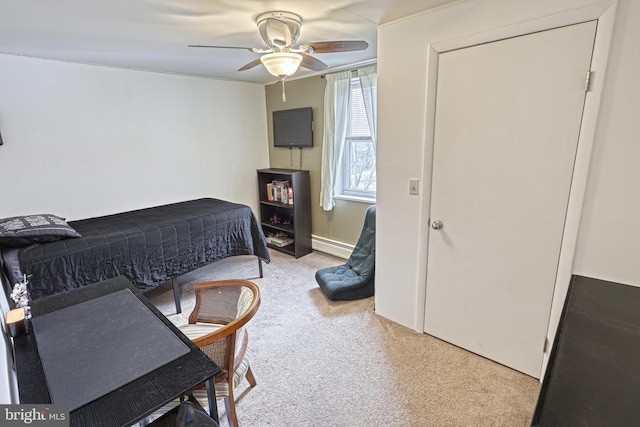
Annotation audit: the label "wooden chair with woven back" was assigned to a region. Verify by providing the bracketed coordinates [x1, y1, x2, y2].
[178, 279, 261, 427]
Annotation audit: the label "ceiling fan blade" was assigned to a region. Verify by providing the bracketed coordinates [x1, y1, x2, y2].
[238, 58, 264, 72]
[300, 54, 328, 71]
[188, 45, 254, 51]
[302, 40, 369, 53]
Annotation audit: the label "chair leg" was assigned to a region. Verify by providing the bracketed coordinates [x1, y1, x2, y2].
[224, 387, 239, 427]
[245, 366, 257, 387]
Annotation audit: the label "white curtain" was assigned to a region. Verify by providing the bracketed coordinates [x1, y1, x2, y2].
[358, 65, 377, 146]
[319, 71, 352, 211]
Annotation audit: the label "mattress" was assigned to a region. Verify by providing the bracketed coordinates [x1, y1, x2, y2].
[2, 198, 270, 299]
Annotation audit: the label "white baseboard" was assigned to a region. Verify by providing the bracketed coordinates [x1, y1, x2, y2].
[311, 235, 354, 260]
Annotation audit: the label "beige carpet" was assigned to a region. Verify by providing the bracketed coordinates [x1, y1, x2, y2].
[146, 249, 540, 427]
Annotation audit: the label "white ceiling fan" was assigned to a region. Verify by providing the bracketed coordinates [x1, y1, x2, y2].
[189, 11, 369, 80]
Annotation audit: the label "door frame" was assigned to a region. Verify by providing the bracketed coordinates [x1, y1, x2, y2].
[414, 1, 618, 379]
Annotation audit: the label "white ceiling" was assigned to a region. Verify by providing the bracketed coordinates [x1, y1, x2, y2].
[0, 0, 456, 84]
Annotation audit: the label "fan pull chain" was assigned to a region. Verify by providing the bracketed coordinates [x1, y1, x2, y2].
[281, 79, 287, 102]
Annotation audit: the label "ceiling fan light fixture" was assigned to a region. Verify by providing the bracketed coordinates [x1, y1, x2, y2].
[260, 52, 303, 79]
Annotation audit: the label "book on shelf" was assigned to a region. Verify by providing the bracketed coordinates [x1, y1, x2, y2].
[266, 234, 294, 247]
[266, 180, 293, 204]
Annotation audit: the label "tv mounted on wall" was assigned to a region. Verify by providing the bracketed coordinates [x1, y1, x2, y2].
[273, 107, 313, 148]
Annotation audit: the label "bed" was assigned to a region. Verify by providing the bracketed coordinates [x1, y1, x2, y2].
[0, 198, 270, 313]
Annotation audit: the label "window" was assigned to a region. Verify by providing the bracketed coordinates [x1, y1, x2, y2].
[320, 66, 377, 211]
[340, 78, 376, 200]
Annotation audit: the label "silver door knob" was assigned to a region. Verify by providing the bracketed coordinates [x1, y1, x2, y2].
[431, 220, 444, 230]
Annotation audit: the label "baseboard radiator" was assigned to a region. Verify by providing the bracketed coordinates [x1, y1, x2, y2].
[311, 235, 354, 260]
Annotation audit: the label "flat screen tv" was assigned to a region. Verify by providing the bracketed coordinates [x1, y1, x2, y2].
[273, 107, 313, 148]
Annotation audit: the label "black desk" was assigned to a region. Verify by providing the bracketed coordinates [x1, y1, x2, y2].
[14, 276, 221, 427]
[532, 275, 640, 426]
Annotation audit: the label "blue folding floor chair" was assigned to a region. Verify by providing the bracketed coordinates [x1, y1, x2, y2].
[315, 205, 376, 301]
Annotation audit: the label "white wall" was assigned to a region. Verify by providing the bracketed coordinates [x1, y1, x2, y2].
[375, 0, 638, 334]
[572, 0, 640, 285]
[0, 55, 270, 403]
[0, 55, 270, 220]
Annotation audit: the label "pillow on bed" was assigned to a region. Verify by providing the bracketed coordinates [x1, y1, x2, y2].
[0, 214, 82, 247]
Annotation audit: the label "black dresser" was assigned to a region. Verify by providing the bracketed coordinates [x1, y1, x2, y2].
[532, 275, 640, 426]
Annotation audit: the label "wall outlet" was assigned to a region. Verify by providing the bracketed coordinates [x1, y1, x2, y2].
[409, 179, 419, 195]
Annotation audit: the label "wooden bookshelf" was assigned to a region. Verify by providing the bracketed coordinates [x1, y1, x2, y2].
[257, 168, 311, 258]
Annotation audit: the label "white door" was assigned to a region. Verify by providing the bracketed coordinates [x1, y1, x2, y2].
[424, 21, 597, 378]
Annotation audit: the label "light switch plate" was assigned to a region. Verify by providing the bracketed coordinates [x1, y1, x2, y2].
[409, 179, 419, 195]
